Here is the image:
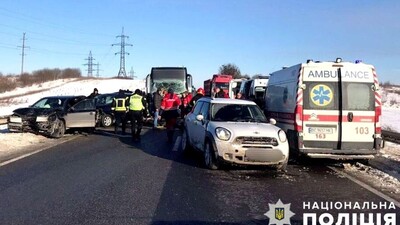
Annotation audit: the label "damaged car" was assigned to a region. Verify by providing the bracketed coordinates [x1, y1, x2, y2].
[8, 96, 97, 138]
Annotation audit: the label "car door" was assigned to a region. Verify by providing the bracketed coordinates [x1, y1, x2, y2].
[192, 102, 210, 150]
[186, 102, 203, 148]
[65, 99, 97, 128]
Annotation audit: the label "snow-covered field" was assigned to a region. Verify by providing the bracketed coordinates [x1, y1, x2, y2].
[0, 78, 145, 116]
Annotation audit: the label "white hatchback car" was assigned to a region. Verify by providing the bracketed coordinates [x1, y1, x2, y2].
[182, 97, 289, 170]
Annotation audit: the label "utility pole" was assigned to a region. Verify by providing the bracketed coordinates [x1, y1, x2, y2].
[112, 27, 132, 78]
[18, 33, 29, 75]
[83, 51, 96, 77]
[129, 67, 137, 80]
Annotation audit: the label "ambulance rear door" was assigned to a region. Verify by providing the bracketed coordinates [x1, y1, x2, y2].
[301, 62, 376, 151]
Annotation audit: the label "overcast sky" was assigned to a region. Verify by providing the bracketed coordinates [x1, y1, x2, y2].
[1, 0, 399, 87]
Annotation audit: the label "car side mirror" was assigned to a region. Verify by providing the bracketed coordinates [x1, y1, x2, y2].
[196, 114, 204, 121]
[269, 118, 277, 125]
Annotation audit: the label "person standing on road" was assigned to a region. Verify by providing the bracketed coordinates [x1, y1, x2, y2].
[127, 89, 146, 141]
[152, 87, 164, 128]
[111, 89, 129, 134]
[87, 88, 99, 98]
[160, 88, 181, 143]
[188, 88, 205, 111]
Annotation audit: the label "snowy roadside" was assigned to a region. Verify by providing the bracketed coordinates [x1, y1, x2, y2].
[0, 124, 76, 164]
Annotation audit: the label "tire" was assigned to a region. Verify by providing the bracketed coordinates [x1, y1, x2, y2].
[101, 114, 113, 127]
[276, 157, 288, 172]
[181, 128, 192, 153]
[204, 140, 219, 170]
[50, 119, 65, 138]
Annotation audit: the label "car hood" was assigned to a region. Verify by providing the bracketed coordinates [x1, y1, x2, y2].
[210, 121, 281, 137]
[12, 107, 57, 118]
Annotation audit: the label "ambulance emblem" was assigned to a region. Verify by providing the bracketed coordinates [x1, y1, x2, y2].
[310, 84, 333, 107]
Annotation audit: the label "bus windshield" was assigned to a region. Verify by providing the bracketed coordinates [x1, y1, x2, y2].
[150, 68, 187, 94]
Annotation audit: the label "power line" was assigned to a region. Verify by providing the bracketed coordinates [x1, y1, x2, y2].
[112, 27, 132, 78]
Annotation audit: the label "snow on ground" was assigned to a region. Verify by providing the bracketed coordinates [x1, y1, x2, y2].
[343, 162, 400, 196]
[0, 78, 145, 116]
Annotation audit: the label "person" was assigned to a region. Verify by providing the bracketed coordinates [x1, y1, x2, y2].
[180, 91, 192, 118]
[236, 92, 245, 99]
[127, 89, 147, 141]
[213, 87, 221, 98]
[111, 89, 129, 134]
[88, 88, 99, 98]
[188, 88, 205, 111]
[216, 88, 228, 98]
[160, 88, 181, 143]
[153, 87, 164, 128]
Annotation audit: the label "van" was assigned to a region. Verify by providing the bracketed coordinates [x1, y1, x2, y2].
[249, 77, 269, 108]
[264, 58, 383, 159]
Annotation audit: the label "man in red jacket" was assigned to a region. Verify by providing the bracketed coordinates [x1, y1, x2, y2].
[160, 88, 181, 143]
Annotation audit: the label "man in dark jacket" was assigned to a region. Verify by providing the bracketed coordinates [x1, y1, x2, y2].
[87, 88, 99, 98]
[188, 88, 205, 111]
[152, 87, 164, 128]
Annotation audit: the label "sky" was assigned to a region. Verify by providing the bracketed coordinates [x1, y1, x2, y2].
[0, 0, 400, 87]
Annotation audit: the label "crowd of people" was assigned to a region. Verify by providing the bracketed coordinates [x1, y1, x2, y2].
[89, 85, 246, 143]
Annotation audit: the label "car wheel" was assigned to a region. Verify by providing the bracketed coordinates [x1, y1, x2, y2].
[181, 128, 192, 153]
[204, 140, 219, 170]
[276, 157, 288, 172]
[101, 114, 113, 127]
[50, 118, 65, 138]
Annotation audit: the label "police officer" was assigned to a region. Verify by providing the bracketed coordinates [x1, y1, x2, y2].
[111, 89, 129, 134]
[128, 89, 147, 141]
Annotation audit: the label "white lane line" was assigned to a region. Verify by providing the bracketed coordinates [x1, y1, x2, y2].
[172, 136, 181, 151]
[328, 166, 400, 208]
[0, 136, 78, 167]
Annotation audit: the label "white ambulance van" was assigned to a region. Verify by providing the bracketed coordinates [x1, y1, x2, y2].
[264, 58, 383, 159]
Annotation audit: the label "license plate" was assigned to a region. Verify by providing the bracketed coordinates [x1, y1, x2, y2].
[308, 127, 333, 134]
[9, 117, 22, 123]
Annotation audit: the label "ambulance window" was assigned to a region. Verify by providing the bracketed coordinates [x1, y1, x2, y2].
[343, 83, 374, 111]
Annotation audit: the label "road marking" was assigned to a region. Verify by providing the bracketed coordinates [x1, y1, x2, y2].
[172, 136, 181, 151]
[0, 136, 78, 167]
[328, 166, 400, 208]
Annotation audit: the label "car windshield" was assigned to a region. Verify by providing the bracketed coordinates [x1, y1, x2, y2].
[31, 98, 66, 109]
[211, 103, 267, 122]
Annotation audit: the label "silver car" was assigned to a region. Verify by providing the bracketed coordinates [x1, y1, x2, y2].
[8, 96, 97, 138]
[182, 97, 289, 170]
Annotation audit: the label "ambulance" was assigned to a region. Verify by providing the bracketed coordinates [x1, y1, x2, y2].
[264, 58, 383, 159]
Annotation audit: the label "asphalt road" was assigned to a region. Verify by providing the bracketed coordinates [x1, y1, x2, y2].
[0, 128, 399, 225]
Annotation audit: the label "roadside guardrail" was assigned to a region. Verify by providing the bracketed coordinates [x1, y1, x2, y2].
[382, 130, 400, 144]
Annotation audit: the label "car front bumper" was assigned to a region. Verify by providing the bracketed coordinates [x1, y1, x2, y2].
[214, 139, 289, 166]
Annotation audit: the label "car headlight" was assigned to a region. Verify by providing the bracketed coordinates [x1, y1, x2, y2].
[215, 127, 231, 141]
[36, 116, 49, 122]
[278, 130, 287, 142]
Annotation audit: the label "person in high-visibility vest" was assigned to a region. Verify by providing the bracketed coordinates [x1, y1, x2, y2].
[111, 89, 129, 134]
[127, 89, 147, 141]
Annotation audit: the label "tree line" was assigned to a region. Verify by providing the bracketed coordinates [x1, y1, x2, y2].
[0, 68, 82, 93]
